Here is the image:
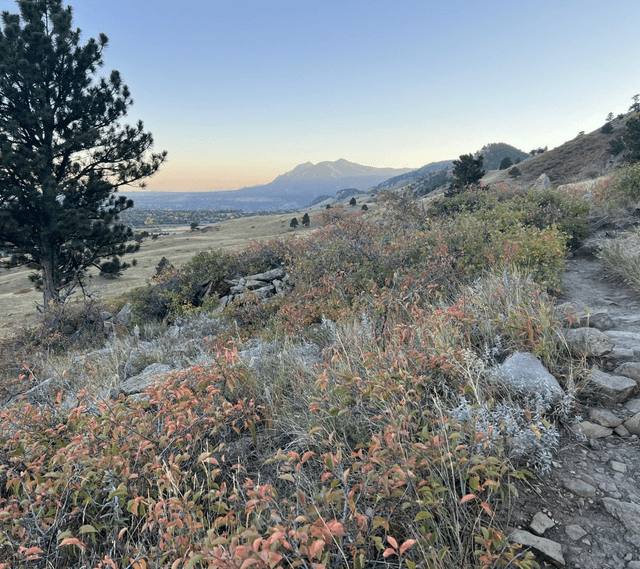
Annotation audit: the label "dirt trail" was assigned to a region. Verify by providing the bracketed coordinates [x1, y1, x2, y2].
[509, 255, 640, 569]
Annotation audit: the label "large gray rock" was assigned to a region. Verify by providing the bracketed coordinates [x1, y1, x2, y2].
[565, 328, 615, 357]
[602, 498, 640, 535]
[604, 330, 640, 357]
[532, 173, 552, 190]
[115, 303, 133, 327]
[589, 369, 637, 404]
[120, 363, 174, 395]
[492, 352, 563, 404]
[509, 529, 564, 566]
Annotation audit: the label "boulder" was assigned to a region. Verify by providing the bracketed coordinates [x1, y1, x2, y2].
[115, 303, 133, 327]
[532, 174, 552, 190]
[565, 328, 615, 357]
[492, 352, 563, 404]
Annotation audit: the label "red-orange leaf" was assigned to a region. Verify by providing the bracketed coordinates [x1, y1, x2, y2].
[460, 494, 476, 504]
[22, 547, 44, 556]
[382, 548, 396, 558]
[399, 539, 417, 555]
[387, 536, 398, 550]
[480, 502, 493, 516]
[59, 537, 85, 550]
[308, 539, 325, 560]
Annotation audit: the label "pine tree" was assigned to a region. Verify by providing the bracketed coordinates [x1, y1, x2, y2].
[301, 213, 310, 227]
[290, 217, 299, 229]
[446, 154, 485, 196]
[499, 157, 513, 170]
[0, 0, 166, 308]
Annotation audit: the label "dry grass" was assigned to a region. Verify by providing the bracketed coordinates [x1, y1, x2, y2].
[598, 229, 640, 292]
[0, 209, 332, 337]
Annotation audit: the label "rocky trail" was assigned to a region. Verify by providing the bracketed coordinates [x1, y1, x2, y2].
[508, 254, 640, 568]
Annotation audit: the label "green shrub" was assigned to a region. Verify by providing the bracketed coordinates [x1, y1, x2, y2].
[606, 163, 640, 211]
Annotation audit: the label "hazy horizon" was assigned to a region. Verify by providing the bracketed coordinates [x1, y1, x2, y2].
[43, 0, 640, 191]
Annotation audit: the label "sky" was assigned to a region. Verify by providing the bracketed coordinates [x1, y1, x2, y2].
[3, 0, 640, 191]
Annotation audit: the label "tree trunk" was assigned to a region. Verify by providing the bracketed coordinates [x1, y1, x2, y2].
[41, 256, 59, 307]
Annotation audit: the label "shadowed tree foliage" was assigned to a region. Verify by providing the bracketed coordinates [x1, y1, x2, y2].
[508, 166, 521, 179]
[301, 212, 310, 227]
[623, 116, 640, 163]
[446, 154, 485, 196]
[499, 157, 513, 170]
[0, 0, 166, 308]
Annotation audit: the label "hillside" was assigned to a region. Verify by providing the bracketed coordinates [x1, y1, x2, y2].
[484, 114, 633, 187]
[370, 159, 454, 191]
[474, 142, 530, 170]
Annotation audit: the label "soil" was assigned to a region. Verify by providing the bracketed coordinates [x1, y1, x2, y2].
[508, 254, 640, 568]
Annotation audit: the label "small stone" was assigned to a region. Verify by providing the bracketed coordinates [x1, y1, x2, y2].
[565, 524, 587, 540]
[624, 412, 640, 435]
[615, 424, 631, 438]
[625, 399, 640, 413]
[589, 408, 623, 427]
[509, 529, 565, 566]
[530, 512, 555, 535]
[599, 482, 618, 493]
[570, 421, 613, 438]
[611, 460, 627, 473]
[563, 478, 596, 498]
[629, 561, 640, 569]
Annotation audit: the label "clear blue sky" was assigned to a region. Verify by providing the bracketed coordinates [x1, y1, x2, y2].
[5, 0, 639, 190]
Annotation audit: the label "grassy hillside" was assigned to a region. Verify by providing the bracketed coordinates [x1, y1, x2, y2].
[0, 174, 618, 567]
[0, 209, 331, 337]
[484, 114, 633, 187]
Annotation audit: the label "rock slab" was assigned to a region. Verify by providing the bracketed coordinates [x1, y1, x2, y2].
[589, 369, 637, 404]
[602, 498, 640, 535]
[509, 529, 565, 566]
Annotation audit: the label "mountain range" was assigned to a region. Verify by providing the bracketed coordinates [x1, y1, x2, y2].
[125, 159, 412, 211]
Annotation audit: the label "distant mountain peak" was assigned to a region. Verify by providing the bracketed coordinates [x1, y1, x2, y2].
[274, 159, 411, 183]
